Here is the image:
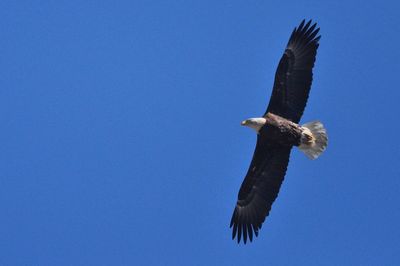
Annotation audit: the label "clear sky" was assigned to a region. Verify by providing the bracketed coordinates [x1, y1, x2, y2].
[1, 0, 400, 265]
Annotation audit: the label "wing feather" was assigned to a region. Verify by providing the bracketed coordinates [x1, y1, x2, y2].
[265, 20, 321, 123]
[230, 135, 292, 243]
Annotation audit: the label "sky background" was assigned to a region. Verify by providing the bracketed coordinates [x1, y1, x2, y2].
[1, 0, 400, 265]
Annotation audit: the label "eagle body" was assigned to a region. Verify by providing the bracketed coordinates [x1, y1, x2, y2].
[230, 20, 328, 244]
[261, 112, 304, 147]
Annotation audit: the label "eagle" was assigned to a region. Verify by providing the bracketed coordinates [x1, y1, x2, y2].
[230, 20, 327, 244]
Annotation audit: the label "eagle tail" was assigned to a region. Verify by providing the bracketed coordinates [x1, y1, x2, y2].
[299, 121, 328, 160]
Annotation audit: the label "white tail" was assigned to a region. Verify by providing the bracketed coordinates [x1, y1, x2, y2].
[299, 121, 328, 160]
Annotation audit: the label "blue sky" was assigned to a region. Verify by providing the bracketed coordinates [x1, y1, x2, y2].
[1, 0, 400, 265]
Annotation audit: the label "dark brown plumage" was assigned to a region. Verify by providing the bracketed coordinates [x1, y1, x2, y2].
[230, 20, 322, 244]
[266, 19, 320, 124]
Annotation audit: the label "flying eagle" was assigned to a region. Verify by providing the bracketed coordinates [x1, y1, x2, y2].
[230, 20, 327, 244]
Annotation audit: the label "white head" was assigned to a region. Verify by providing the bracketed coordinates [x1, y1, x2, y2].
[241, 117, 266, 133]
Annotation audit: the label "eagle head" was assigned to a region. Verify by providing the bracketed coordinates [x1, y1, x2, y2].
[241, 117, 266, 133]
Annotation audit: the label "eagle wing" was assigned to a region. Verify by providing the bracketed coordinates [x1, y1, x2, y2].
[265, 20, 321, 123]
[230, 135, 292, 243]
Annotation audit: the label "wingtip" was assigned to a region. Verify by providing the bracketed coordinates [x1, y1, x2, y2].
[299, 19, 317, 30]
[232, 222, 237, 239]
[247, 224, 253, 242]
[237, 224, 242, 243]
[243, 224, 248, 244]
[304, 20, 312, 30]
[231, 221, 260, 244]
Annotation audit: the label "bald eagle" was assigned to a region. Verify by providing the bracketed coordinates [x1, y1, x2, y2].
[230, 20, 327, 244]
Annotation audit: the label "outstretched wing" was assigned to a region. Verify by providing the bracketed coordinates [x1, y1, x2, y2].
[230, 135, 292, 244]
[265, 20, 321, 123]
